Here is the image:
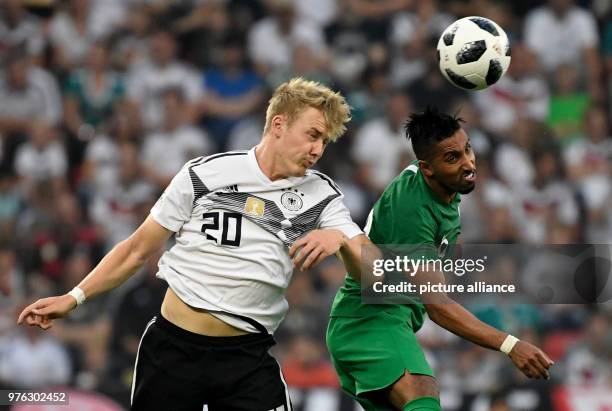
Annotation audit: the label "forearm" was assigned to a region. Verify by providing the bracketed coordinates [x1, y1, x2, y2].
[75, 236, 148, 300]
[338, 238, 361, 282]
[426, 298, 507, 351]
[337, 234, 380, 284]
[0, 116, 31, 134]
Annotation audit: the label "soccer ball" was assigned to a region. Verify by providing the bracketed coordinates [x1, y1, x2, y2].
[437, 16, 511, 90]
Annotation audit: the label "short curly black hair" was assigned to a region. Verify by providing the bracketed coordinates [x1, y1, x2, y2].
[405, 106, 465, 161]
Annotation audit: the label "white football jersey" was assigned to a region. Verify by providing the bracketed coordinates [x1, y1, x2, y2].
[151, 147, 362, 333]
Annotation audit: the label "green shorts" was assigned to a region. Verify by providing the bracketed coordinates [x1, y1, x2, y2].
[326, 310, 434, 411]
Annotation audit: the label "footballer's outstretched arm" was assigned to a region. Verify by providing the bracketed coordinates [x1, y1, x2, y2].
[419, 269, 554, 379]
[18, 215, 173, 329]
[289, 230, 378, 284]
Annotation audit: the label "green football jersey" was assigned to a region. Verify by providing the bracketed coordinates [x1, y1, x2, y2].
[329, 162, 461, 331]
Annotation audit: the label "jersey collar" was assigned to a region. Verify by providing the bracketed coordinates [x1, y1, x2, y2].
[248, 146, 303, 188]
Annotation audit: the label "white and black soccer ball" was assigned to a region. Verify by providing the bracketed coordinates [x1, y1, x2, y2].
[437, 16, 511, 91]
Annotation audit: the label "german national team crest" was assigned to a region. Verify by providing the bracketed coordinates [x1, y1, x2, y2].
[281, 192, 303, 211]
[245, 197, 265, 216]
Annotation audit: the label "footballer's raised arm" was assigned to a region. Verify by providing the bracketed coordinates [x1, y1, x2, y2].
[289, 185, 370, 272]
[18, 216, 173, 329]
[17, 160, 198, 330]
[418, 269, 554, 380]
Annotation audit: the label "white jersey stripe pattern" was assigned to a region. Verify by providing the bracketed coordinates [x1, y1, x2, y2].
[150, 147, 362, 333]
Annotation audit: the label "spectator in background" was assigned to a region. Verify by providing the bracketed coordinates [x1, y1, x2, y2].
[269, 42, 332, 89]
[48, 0, 98, 72]
[494, 117, 539, 190]
[14, 124, 68, 192]
[473, 44, 549, 135]
[345, 65, 390, 125]
[225, 99, 269, 153]
[547, 64, 590, 143]
[13, 182, 57, 278]
[63, 42, 125, 143]
[280, 273, 328, 340]
[352, 90, 414, 193]
[90, 141, 154, 247]
[563, 105, 612, 242]
[142, 88, 212, 188]
[0, 247, 24, 303]
[126, 30, 203, 132]
[390, 0, 452, 47]
[389, 28, 429, 89]
[344, 0, 411, 43]
[324, 2, 369, 88]
[0, 0, 45, 59]
[281, 334, 342, 411]
[406, 36, 467, 113]
[514, 145, 580, 244]
[0, 326, 71, 388]
[248, 0, 327, 82]
[200, 32, 264, 150]
[0, 50, 62, 138]
[80, 110, 138, 199]
[564, 313, 612, 387]
[16, 190, 101, 282]
[171, 0, 230, 69]
[112, 5, 153, 71]
[293, 0, 338, 27]
[524, 0, 603, 102]
[0, 172, 23, 240]
[603, 11, 612, 116]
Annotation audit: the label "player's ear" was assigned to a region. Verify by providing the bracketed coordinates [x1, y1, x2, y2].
[271, 115, 286, 138]
[419, 159, 434, 177]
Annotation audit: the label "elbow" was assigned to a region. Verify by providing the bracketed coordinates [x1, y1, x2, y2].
[426, 305, 444, 325]
[425, 296, 456, 326]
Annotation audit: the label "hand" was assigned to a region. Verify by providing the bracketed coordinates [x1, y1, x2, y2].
[17, 295, 77, 330]
[289, 229, 348, 271]
[508, 340, 554, 380]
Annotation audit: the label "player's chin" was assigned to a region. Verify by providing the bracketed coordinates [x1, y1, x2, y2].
[457, 182, 476, 194]
[289, 163, 309, 177]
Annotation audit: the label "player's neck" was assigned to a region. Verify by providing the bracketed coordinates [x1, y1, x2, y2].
[422, 175, 456, 204]
[254, 142, 290, 181]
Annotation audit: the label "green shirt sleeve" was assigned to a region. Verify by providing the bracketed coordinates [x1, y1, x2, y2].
[369, 175, 439, 259]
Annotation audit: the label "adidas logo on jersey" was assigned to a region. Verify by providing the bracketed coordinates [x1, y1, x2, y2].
[221, 185, 239, 193]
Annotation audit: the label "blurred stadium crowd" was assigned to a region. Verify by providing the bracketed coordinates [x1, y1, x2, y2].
[0, 0, 611, 410]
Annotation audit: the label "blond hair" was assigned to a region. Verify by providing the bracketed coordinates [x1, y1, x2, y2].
[263, 77, 351, 142]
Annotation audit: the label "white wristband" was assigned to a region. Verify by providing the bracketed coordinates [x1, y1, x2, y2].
[500, 334, 519, 355]
[68, 287, 86, 306]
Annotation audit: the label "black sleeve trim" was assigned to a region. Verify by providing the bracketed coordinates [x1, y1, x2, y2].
[187, 151, 247, 204]
[188, 165, 210, 205]
[203, 151, 248, 164]
[310, 170, 342, 195]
